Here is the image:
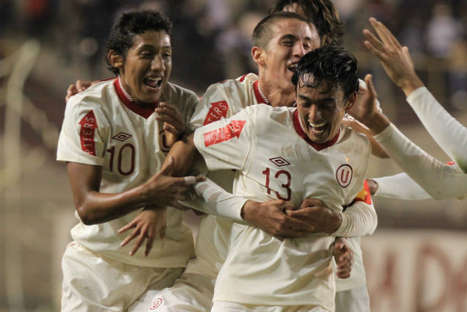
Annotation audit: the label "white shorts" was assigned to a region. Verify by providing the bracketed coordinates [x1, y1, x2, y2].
[211, 301, 329, 312]
[128, 272, 214, 312]
[335, 286, 370, 312]
[61, 242, 183, 312]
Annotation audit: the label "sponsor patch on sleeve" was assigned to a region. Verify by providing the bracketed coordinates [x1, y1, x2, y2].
[79, 110, 98, 156]
[203, 101, 229, 125]
[203, 120, 246, 147]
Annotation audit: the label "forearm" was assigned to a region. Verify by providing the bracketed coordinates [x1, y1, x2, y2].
[406, 87, 467, 172]
[165, 133, 198, 176]
[74, 187, 146, 225]
[374, 123, 467, 199]
[373, 172, 431, 200]
[333, 201, 377, 237]
[189, 178, 248, 222]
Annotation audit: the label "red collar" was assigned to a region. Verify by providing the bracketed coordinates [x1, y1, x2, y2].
[114, 78, 158, 119]
[292, 109, 339, 151]
[253, 80, 269, 105]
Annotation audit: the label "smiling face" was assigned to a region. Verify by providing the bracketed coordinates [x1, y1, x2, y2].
[296, 77, 354, 143]
[111, 30, 172, 104]
[256, 17, 320, 90]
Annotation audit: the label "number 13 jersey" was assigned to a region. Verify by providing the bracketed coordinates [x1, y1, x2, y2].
[193, 104, 371, 309]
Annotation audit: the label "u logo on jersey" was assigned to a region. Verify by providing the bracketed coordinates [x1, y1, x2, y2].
[336, 164, 353, 188]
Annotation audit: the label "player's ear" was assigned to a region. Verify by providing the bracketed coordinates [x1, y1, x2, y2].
[251, 46, 266, 66]
[107, 50, 124, 72]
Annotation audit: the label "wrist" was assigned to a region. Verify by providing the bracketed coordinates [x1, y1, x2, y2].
[241, 200, 260, 221]
[400, 77, 424, 97]
[365, 112, 390, 135]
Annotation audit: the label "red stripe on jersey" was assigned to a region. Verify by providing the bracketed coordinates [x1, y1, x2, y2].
[292, 110, 339, 151]
[114, 78, 156, 119]
[79, 110, 98, 156]
[354, 180, 373, 205]
[238, 74, 247, 82]
[204, 120, 246, 147]
[203, 101, 229, 125]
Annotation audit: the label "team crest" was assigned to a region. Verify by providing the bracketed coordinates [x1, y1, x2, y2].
[336, 164, 353, 188]
[112, 131, 132, 142]
[269, 157, 290, 167]
[148, 296, 164, 311]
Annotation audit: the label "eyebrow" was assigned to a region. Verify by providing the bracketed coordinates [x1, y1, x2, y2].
[298, 94, 335, 104]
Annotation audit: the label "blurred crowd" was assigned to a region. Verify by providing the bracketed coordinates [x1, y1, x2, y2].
[0, 0, 466, 113]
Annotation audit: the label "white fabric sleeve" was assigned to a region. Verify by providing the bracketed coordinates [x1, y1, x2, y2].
[374, 123, 467, 199]
[56, 99, 107, 166]
[193, 106, 254, 172]
[407, 87, 467, 172]
[373, 173, 431, 200]
[184, 178, 248, 223]
[333, 200, 377, 237]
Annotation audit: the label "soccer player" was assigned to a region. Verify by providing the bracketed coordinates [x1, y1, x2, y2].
[127, 11, 376, 312]
[56, 10, 203, 311]
[357, 18, 467, 200]
[187, 45, 370, 311]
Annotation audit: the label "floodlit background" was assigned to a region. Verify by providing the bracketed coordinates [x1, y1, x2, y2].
[0, 0, 466, 311]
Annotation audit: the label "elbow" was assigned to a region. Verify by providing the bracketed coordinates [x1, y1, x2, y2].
[76, 203, 98, 225]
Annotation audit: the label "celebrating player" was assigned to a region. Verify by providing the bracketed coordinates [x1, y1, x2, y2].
[56, 10, 203, 311]
[174, 45, 371, 311]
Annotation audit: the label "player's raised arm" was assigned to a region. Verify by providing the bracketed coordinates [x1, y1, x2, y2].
[363, 17, 467, 172]
[352, 74, 467, 199]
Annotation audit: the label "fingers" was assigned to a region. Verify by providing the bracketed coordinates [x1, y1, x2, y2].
[163, 122, 179, 136]
[364, 74, 377, 98]
[130, 229, 146, 256]
[144, 227, 155, 256]
[300, 198, 323, 209]
[118, 219, 136, 234]
[65, 84, 78, 101]
[120, 227, 139, 248]
[369, 17, 401, 49]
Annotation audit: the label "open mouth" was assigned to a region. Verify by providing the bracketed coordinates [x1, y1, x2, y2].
[143, 77, 163, 89]
[308, 120, 328, 135]
[287, 63, 298, 73]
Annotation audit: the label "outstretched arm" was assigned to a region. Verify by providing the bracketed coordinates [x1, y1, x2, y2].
[363, 17, 467, 172]
[351, 74, 467, 199]
[67, 157, 201, 225]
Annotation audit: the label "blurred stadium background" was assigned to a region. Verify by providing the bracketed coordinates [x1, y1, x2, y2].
[0, 0, 466, 311]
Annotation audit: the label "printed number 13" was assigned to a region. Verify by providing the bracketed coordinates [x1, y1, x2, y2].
[262, 167, 291, 201]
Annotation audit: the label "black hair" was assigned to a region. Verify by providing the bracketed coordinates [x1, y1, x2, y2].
[252, 12, 310, 49]
[292, 45, 359, 99]
[106, 10, 172, 75]
[272, 0, 344, 46]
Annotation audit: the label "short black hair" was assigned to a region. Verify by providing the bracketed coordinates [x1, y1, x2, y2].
[252, 12, 310, 49]
[272, 0, 344, 46]
[292, 45, 359, 99]
[106, 10, 172, 75]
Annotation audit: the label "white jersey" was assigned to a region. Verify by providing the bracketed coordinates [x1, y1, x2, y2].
[194, 104, 371, 307]
[57, 77, 198, 267]
[184, 73, 268, 277]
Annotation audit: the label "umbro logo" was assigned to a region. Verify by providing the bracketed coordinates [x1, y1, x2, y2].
[112, 131, 132, 142]
[269, 156, 290, 167]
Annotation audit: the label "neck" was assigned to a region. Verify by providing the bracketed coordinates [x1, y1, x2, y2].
[258, 77, 295, 107]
